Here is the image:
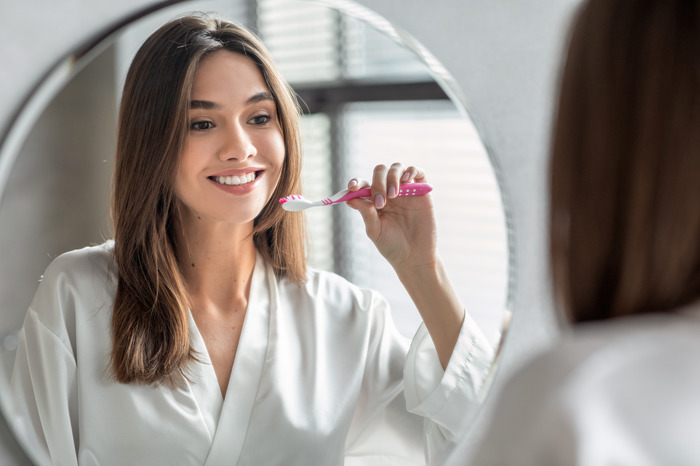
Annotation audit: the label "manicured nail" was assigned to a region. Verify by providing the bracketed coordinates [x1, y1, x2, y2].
[374, 193, 385, 209]
[388, 185, 397, 199]
[349, 179, 358, 188]
[401, 172, 410, 181]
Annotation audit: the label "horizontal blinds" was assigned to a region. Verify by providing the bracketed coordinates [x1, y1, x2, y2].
[342, 13, 431, 81]
[341, 101, 508, 343]
[298, 113, 334, 271]
[257, 0, 431, 84]
[257, 0, 341, 83]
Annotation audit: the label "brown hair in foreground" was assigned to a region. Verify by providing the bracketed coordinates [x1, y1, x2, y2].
[110, 15, 306, 385]
[549, 0, 700, 323]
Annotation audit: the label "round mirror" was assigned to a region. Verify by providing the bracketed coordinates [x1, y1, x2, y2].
[0, 0, 513, 462]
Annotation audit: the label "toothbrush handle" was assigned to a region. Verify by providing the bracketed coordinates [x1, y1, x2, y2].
[330, 183, 433, 205]
[396, 182, 433, 197]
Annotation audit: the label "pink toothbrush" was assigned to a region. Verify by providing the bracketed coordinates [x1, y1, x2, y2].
[279, 182, 433, 211]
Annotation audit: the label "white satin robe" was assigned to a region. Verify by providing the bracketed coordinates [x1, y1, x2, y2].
[8, 241, 493, 465]
[446, 309, 700, 466]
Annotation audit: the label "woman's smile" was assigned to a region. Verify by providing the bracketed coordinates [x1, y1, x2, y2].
[207, 169, 264, 193]
[209, 171, 258, 187]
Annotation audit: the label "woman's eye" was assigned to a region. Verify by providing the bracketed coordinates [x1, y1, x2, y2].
[250, 114, 272, 125]
[190, 120, 214, 131]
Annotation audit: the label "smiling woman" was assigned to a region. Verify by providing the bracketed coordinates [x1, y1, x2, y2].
[109, 19, 306, 394]
[0, 1, 512, 465]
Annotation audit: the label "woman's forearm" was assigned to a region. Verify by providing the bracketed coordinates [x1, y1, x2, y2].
[395, 257, 465, 369]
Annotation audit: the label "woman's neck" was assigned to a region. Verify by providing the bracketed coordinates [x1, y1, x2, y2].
[175, 213, 258, 312]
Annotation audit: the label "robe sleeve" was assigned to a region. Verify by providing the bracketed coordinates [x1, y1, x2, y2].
[344, 289, 494, 465]
[403, 313, 494, 460]
[8, 256, 81, 466]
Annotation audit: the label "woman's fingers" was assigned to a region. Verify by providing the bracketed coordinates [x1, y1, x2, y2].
[370, 162, 411, 208]
[400, 165, 426, 184]
[347, 177, 370, 190]
[346, 196, 381, 239]
[370, 164, 389, 209]
[386, 163, 404, 199]
[348, 163, 427, 208]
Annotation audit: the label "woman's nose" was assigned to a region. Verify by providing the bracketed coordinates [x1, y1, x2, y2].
[219, 124, 256, 161]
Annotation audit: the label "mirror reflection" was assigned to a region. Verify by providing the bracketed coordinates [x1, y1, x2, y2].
[0, 0, 510, 463]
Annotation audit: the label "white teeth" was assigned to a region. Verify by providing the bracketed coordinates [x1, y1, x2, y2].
[213, 172, 256, 186]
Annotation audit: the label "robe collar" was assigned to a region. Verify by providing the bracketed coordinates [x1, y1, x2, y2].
[186, 252, 273, 464]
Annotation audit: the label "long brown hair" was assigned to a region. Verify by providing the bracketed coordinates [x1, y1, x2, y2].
[110, 15, 306, 385]
[549, 0, 700, 324]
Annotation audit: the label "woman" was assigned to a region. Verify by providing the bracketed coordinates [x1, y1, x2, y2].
[444, 0, 700, 464]
[9, 15, 493, 465]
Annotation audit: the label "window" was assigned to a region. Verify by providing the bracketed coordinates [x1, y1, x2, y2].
[259, 0, 508, 342]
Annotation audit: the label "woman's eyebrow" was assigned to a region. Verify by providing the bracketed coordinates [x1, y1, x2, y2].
[189, 92, 274, 110]
[246, 92, 275, 105]
[190, 100, 218, 110]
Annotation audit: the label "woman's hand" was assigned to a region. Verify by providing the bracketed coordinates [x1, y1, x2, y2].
[345, 163, 437, 273]
[347, 163, 467, 369]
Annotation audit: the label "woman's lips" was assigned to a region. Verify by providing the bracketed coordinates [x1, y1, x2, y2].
[207, 170, 262, 193]
[210, 171, 256, 186]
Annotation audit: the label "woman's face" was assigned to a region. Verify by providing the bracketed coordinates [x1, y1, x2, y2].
[174, 50, 285, 229]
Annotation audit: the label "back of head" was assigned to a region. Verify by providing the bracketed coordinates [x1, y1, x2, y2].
[549, 0, 700, 323]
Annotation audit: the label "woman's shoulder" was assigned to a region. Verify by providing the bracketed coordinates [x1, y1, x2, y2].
[24, 241, 116, 349]
[508, 312, 700, 395]
[31, 240, 116, 319]
[468, 313, 700, 465]
[41, 240, 116, 286]
[562, 310, 700, 365]
[274, 265, 391, 327]
[299, 266, 385, 313]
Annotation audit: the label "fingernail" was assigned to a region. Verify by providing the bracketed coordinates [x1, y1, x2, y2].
[401, 172, 410, 182]
[388, 185, 397, 198]
[349, 179, 358, 188]
[374, 194, 385, 209]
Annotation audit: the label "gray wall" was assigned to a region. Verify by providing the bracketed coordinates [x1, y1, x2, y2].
[0, 0, 580, 463]
[0, 44, 117, 337]
[0, 42, 118, 465]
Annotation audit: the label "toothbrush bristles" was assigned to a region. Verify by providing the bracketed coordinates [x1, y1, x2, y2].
[279, 194, 305, 205]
